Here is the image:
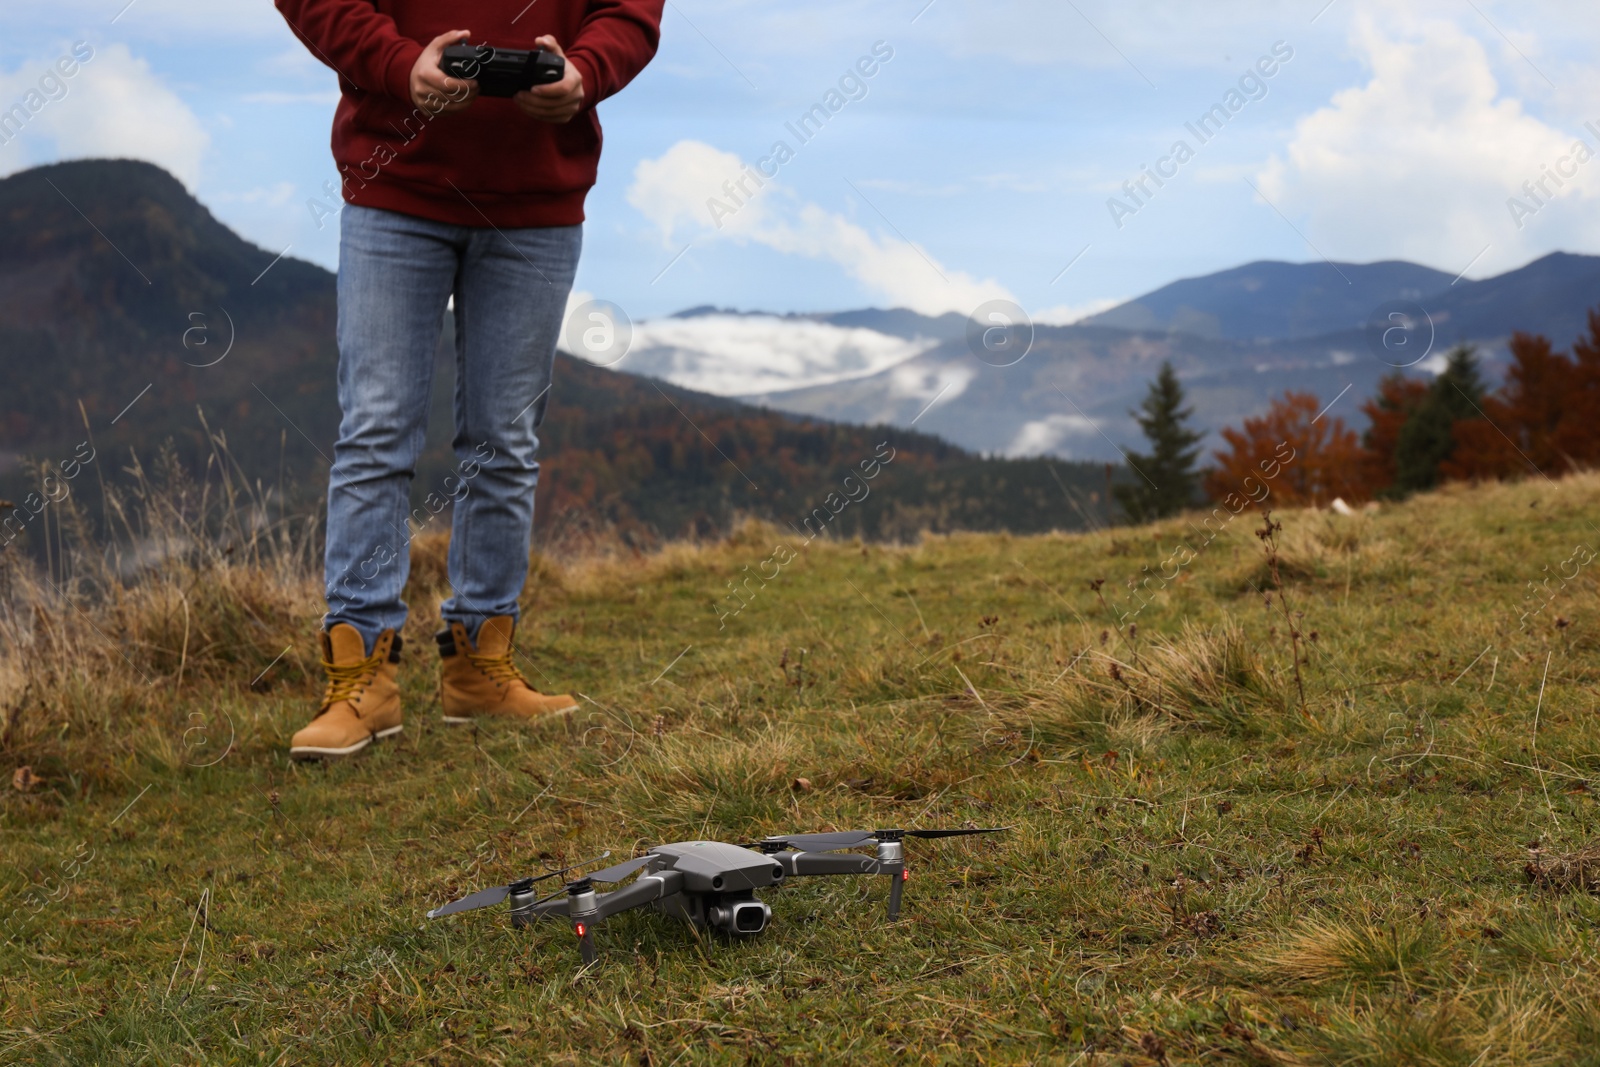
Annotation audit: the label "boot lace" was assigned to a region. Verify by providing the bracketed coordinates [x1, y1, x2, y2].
[468, 649, 530, 689]
[321, 651, 383, 710]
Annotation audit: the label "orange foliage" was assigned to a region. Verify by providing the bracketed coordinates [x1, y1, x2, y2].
[1563, 308, 1600, 463]
[1359, 375, 1429, 493]
[1205, 391, 1368, 507]
[1443, 323, 1600, 482]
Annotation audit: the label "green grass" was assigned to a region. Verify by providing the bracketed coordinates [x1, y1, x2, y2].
[5, 473, 1600, 1064]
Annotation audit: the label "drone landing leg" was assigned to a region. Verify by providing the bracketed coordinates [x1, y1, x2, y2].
[576, 922, 597, 965]
[887, 868, 905, 921]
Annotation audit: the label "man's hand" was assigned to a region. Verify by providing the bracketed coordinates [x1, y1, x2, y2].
[411, 29, 478, 113]
[513, 36, 584, 123]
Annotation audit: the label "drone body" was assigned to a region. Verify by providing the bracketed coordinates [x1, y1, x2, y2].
[428, 827, 1003, 966]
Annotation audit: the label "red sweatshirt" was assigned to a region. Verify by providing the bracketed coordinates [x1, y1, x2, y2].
[275, 0, 663, 227]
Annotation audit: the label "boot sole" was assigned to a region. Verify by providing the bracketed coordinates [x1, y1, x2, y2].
[290, 724, 403, 761]
[441, 703, 578, 725]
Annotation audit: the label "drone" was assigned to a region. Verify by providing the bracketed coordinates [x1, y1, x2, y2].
[427, 826, 1006, 965]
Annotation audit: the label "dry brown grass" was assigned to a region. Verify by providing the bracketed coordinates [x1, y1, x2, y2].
[1525, 843, 1600, 894]
[9, 457, 1600, 1063]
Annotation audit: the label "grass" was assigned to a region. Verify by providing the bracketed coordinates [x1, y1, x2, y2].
[4, 462, 1600, 1064]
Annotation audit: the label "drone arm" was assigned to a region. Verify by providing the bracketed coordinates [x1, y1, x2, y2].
[594, 869, 684, 921]
[773, 850, 882, 878]
[513, 895, 573, 922]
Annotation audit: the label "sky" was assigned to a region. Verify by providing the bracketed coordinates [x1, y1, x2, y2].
[3, 0, 1599, 325]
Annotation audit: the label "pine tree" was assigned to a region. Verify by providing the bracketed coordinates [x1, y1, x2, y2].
[1391, 344, 1485, 495]
[1359, 374, 1430, 494]
[1114, 362, 1202, 522]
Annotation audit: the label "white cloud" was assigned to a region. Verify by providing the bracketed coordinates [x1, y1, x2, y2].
[1256, 15, 1600, 273]
[888, 361, 975, 408]
[1005, 414, 1101, 458]
[628, 140, 762, 244]
[627, 138, 1014, 316]
[1035, 297, 1122, 325]
[48, 0, 284, 36]
[604, 314, 937, 396]
[0, 43, 209, 187]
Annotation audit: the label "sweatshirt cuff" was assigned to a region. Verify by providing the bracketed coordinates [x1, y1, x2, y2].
[384, 40, 425, 102]
[565, 51, 601, 110]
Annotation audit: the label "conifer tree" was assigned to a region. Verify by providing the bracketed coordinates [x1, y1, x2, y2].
[1114, 361, 1202, 522]
[1391, 344, 1484, 495]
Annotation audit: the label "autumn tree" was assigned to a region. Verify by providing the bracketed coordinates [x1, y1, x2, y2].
[1560, 308, 1600, 465]
[1359, 374, 1429, 495]
[1205, 391, 1367, 507]
[1392, 345, 1485, 494]
[1114, 361, 1203, 522]
[1441, 333, 1558, 481]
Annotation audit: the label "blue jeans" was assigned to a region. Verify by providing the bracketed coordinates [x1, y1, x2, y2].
[325, 204, 581, 650]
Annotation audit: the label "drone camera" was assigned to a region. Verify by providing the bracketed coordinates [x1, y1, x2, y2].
[772, 866, 784, 881]
[708, 900, 771, 936]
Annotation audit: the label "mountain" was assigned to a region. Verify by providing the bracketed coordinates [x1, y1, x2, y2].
[671, 305, 966, 342]
[1078, 259, 1456, 341]
[1421, 252, 1600, 349]
[0, 159, 1118, 547]
[608, 313, 944, 397]
[9, 158, 1593, 498]
[577, 253, 1599, 465]
[742, 253, 1600, 462]
[593, 306, 969, 398]
[0, 159, 337, 471]
[745, 325, 1374, 463]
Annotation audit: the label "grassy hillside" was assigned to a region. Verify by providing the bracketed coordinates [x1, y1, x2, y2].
[2, 471, 1599, 1064]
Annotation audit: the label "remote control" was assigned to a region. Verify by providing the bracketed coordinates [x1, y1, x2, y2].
[440, 43, 565, 97]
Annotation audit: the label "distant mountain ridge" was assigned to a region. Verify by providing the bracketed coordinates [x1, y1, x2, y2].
[1079, 253, 1600, 351]
[626, 253, 1600, 464]
[721, 252, 1600, 463]
[670, 305, 966, 342]
[0, 158, 1117, 545]
[7, 157, 1596, 486]
[1079, 259, 1457, 341]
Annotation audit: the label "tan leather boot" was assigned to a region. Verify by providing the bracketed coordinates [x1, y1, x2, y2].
[439, 616, 577, 724]
[288, 624, 404, 760]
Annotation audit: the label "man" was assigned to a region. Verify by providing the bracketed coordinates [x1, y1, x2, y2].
[274, 0, 663, 759]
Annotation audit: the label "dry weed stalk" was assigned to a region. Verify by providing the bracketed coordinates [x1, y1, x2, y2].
[0, 433, 323, 762]
[1256, 510, 1307, 718]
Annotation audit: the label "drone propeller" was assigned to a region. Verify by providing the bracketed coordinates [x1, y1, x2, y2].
[896, 827, 1009, 841]
[584, 853, 657, 884]
[427, 850, 612, 919]
[758, 827, 1008, 854]
[769, 830, 875, 853]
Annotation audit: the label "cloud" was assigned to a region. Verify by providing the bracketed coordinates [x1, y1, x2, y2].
[50, 0, 284, 36]
[605, 314, 938, 396]
[887, 361, 975, 411]
[627, 138, 1014, 316]
[0, 43, 209, 187]
[1005, 414, 1101, 458]
[1256, 15, 1600, 273]
[1035, 297, 1123, 326]
[628, 140, 760, 244]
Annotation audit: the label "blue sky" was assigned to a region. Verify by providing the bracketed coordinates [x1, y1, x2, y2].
[3, 0, 1598, 323]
